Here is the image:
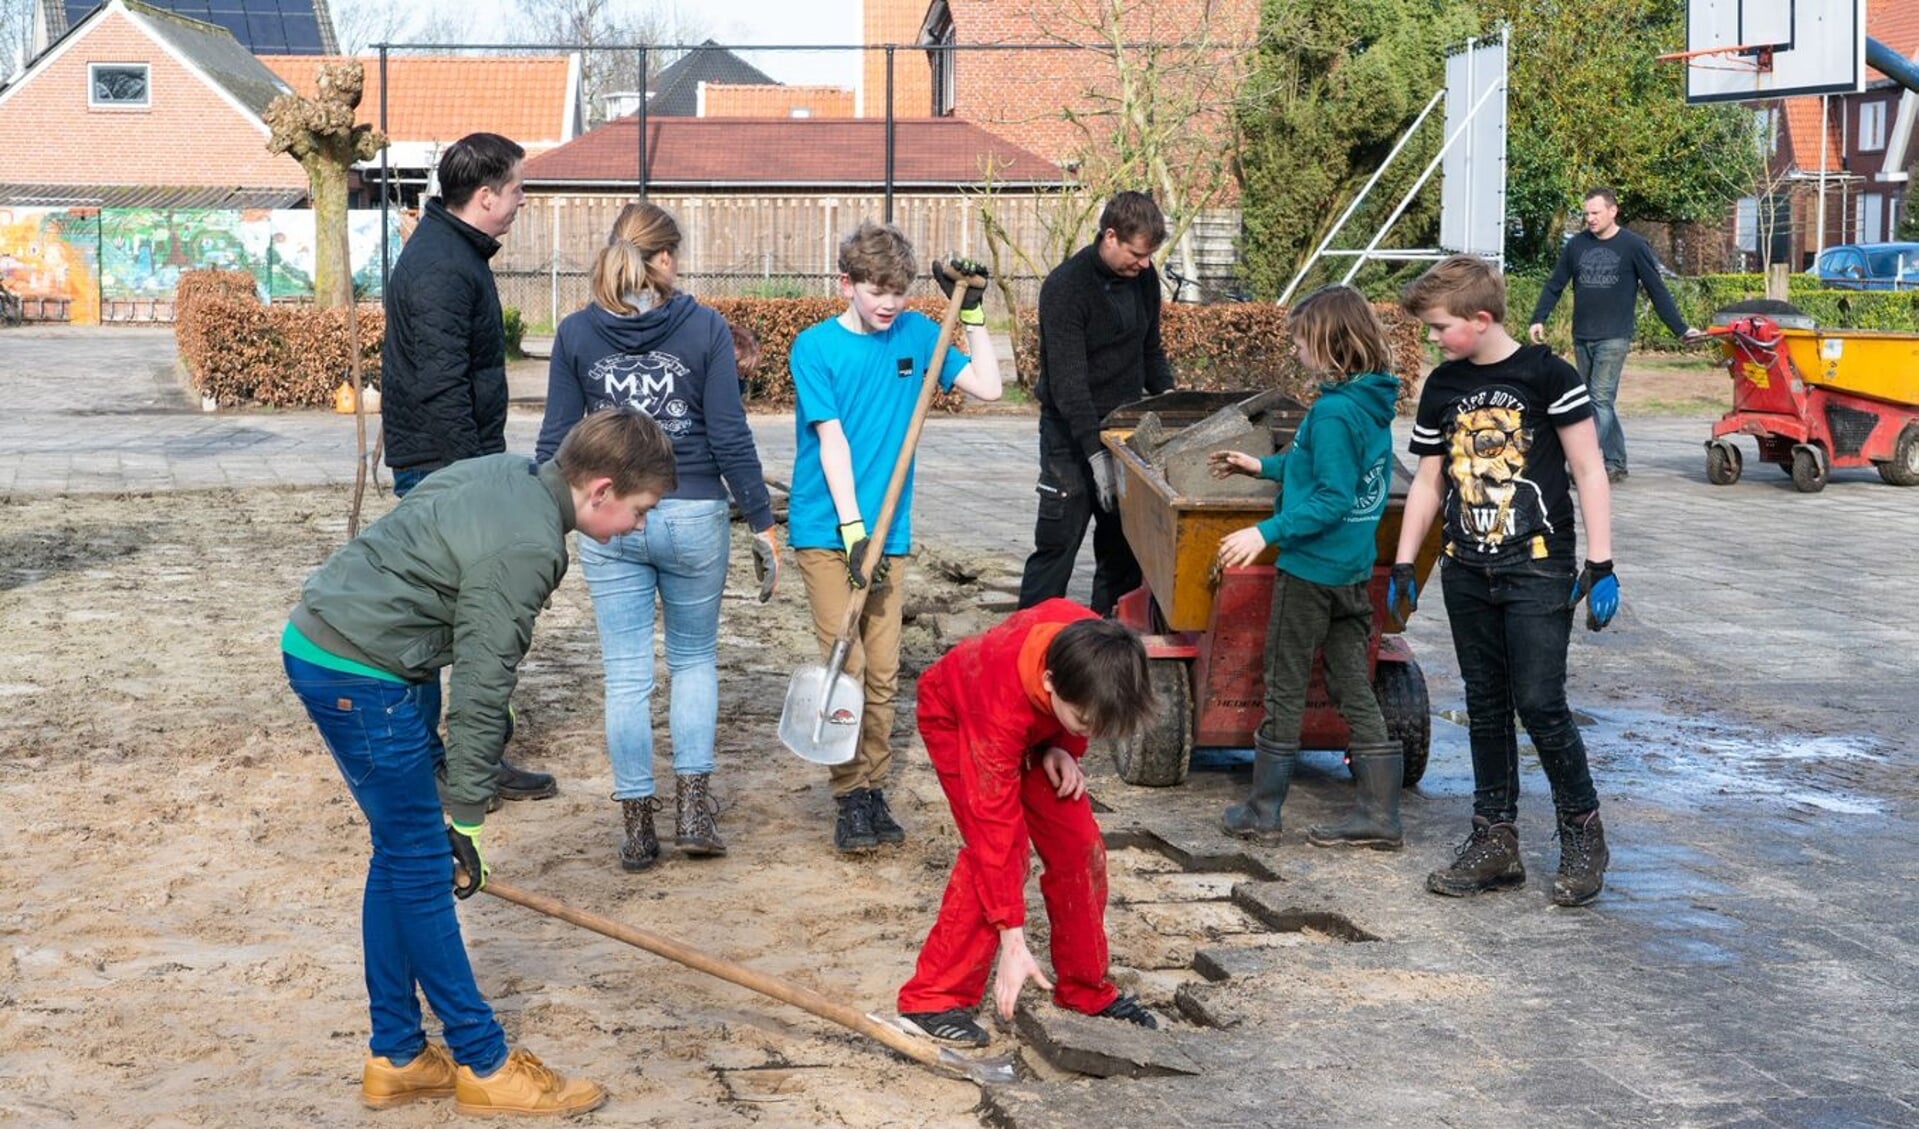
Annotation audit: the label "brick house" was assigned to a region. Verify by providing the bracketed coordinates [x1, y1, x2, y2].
[0, 0, 306, 206]
[1748, 0, 1918, 268]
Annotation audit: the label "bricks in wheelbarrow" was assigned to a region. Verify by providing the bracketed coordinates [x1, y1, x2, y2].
[1014, 1003, 1205, 1078]
[1139, 389, 1301, 500]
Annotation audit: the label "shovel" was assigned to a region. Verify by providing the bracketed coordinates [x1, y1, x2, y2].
[779, 264, 983, 765]
[480, 877, 1019, 1085]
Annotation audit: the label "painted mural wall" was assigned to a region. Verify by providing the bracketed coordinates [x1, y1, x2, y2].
[0, 208, 407, 324]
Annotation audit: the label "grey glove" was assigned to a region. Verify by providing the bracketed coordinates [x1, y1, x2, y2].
[1088, 451, 1118, 512]
[751, 528, 780, 603]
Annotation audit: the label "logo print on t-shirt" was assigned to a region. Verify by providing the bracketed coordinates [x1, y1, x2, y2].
[1447, 399, 1548, 550]
[588, 351, 694, 434]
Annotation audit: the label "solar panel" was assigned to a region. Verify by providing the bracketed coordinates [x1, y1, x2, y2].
[64, 0, 333, 56]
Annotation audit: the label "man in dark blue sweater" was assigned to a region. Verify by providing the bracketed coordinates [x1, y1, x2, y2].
[1528, 187, 1699, 483]
[1018, 191, 1176, 615]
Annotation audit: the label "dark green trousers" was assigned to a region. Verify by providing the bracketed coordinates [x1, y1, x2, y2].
[1258, 569, 1389, 749]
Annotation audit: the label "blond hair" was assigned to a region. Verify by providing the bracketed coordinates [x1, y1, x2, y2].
[1286, 285, 1395, 378]
[554, 407, 678, 497]
[838, 221, 916, 293]
[1400, 254, 1507, 323]
[592, 203, 681, 316]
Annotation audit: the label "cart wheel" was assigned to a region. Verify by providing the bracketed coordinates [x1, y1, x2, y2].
[1790, 445, 1827, 493]
[1373, 659, 1431, 787]
[1705, 442, 1742, 486]
[1111, 659, 1192, 787]
[1876, 426, 1919, 487]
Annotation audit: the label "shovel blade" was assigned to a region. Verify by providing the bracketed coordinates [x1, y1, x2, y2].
[779, 663, 865, 764]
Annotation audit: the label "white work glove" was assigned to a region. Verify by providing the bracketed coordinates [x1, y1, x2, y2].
[1088, 451, 1118, 512]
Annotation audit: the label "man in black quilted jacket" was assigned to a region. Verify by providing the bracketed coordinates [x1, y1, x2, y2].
[381, 132, 555, 803]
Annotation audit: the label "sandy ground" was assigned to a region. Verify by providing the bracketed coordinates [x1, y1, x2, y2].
[0, 364, 1730, 1126]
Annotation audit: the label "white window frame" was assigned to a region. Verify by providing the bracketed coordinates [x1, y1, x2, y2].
[1859, 100, 1886, 152]
[1858, 193, 1884, 243]
[89, 62, 151, 109]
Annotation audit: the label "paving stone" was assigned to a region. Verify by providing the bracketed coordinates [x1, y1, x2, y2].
[1012, 1004, 1204, 1079]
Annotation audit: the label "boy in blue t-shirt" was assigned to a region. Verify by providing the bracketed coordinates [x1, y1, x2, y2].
[790, 221, 1002, 852]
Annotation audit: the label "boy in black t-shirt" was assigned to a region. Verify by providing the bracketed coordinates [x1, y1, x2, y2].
[1388, 255, 1621, 908]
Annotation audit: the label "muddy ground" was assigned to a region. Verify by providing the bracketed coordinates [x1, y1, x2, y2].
[0, 360, 1759, 1127]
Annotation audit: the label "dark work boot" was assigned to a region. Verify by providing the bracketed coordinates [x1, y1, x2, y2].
[865, 787, 906, 845]
[1426, 817, 1525, 897]
[1220, 736, 1297, 844]
[674, 773, 726, 857]
[619, 797, 661, 872]
[496, 758, 558, 802]
[834, 792, 878, 853]
[1306, 743, 1405, 851]
[1551, 809, 1610, 907]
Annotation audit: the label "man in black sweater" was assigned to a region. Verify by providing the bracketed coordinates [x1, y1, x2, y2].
[381, 131, 554, 803]
[1529, 186, 1699, 483]
[1018, 192, 1175, 615]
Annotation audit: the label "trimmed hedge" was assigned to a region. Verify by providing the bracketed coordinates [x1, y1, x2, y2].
[705, 296, 972, 413]
[1014, 301, 1426, 413]
[175, 269, 383, 408]
[1509, 273, 1919, 353]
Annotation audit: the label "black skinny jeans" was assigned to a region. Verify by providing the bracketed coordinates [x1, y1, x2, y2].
[1439, 558, 1599, 823]
[1017, 416, 1141, 616]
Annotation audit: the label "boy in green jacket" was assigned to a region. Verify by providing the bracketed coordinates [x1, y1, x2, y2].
[1209, 285, 1405, 849]
[282, 408, 674, 1116]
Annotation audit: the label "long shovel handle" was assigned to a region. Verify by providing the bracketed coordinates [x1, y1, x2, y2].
[826, 270, 983, 646]
[480, 878, 948, 1072]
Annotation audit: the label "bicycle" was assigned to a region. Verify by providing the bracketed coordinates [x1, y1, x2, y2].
[1163, 265, 1254, 305]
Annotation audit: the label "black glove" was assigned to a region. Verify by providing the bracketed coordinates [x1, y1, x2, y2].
[1569, 559, 1619, 632]
[936, 258, 990, 325]
[448, 822, 486, 899]
[839, 519, 873, 589]
[1386, 563, 1419, 629]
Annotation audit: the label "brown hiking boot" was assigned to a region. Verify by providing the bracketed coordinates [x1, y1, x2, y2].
[1426, 817, 1525, 897]
[619, 796, 661, 872]
[362, 1042, 456, 1108]
[674, 773, 726, 856]
[1551, 809, 1610, 907]
[453, 1048, 606, 1117]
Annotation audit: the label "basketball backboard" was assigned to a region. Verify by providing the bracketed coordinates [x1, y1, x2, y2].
[1680, 0, 1864, 104]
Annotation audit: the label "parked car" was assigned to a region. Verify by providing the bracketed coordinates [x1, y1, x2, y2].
[1810, 243, 1919, 291]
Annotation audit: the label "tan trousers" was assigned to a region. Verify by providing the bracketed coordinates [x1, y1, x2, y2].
[796, 549, 909, 796]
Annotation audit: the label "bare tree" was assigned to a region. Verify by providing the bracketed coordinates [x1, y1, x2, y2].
[523, 0, 704, 124]
[0, 0, 38, 83]
[266, 59, 386, 307]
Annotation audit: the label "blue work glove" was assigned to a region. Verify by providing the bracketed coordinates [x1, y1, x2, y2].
[1386, 563, 1418, 629]
[935, 258, 990, 326]
[1569, 559, 1619, 632]
[448, 822, 486, 899]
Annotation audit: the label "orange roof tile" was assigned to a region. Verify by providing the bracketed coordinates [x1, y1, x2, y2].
[260, 55, 578, 151]
[1780, 96, 1842, 173]
[1867, 0, 1919, 82]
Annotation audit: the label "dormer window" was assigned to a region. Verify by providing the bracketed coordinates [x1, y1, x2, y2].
[90, 63, 150, 108]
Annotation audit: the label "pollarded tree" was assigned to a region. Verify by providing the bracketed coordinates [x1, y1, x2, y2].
[265, 59, 385, 307]
[1236, 0, 1479, 298]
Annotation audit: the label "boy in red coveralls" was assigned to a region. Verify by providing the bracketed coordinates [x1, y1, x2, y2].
[896, 599, 1161, 1046]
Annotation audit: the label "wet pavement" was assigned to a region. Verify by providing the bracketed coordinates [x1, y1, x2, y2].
[3, 326, 1914, 1126]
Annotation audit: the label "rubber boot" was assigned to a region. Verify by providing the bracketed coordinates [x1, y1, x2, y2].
[1220, 736, 1297, 844]
[619, 797, 661, 872]
[1306, 742, 1405, 851]
[674, 773, 726, 856]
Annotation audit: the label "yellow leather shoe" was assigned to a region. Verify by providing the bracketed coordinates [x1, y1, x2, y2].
[454, 1048, 607, 1117]
[362, 1042, 457, 1108]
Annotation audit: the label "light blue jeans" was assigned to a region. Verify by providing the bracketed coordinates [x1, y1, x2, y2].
[580, 497, 731, 800]
[1574, 337, 1632, 472]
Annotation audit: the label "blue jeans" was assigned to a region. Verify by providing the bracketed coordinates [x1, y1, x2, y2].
[391, 466, 432, 498]
[1438, 560, 1598, 823]
[1574, 337, 1631, 472]
[580, 497, 731, 800]
[283, 652, 508, 1073]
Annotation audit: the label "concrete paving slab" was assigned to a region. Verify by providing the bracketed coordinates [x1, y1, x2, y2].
[1012, 1005, 1205, 1078]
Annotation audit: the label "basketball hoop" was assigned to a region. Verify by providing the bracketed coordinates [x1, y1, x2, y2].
[1657, 42, 1778, 74]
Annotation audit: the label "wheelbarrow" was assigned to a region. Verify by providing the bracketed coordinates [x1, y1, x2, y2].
[1096, 390, 1442, 788]
[1703, 309, 1919, 491]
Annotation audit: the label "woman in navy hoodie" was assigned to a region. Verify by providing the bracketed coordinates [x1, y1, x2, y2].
[537, 203, 779, 873]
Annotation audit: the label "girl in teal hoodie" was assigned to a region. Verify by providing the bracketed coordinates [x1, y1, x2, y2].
[1208, 285, 1406, 849]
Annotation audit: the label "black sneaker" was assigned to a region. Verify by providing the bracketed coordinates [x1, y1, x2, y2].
[865, 787, 906, 845]
[1426, 817, 1526, 897]
[495, 758, 558, 801]
[1551, 809, 1610, 907]
[898, 1008, 989, 1047]
[834, 792, 879, 852]
[1095, 994, 1159, 1030]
